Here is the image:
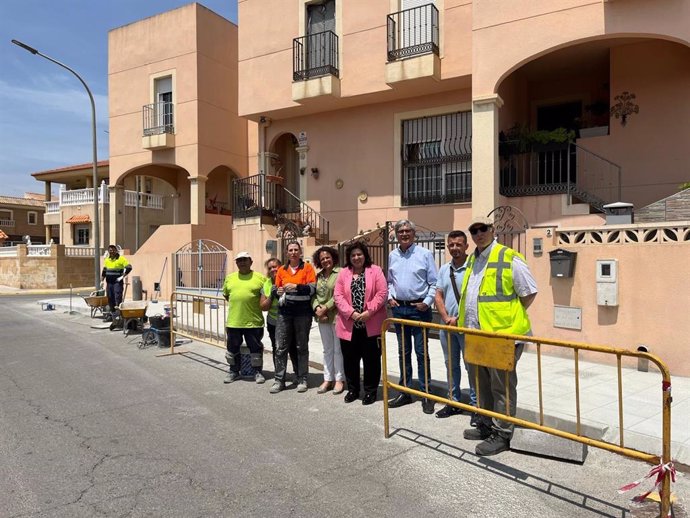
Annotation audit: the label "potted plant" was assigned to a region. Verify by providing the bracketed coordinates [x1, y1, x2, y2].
[578, 99, 610, 138]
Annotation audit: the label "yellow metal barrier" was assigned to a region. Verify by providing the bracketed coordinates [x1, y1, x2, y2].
[158, 291, 228, 356]
[381, 318, 674, 517]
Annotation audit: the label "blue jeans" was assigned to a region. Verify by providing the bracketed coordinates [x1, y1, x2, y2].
[439, 330, 477, 405]
[392, 305, 432, 391]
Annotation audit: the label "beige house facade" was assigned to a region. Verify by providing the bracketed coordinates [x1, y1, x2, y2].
[0, 193, 54, 245]
[236, 0, 690, 374]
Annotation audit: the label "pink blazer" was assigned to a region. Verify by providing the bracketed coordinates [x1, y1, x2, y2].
[334, 264, 388, 341]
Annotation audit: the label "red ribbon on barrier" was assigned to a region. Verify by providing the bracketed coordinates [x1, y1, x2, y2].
[618, 462, 677, 516]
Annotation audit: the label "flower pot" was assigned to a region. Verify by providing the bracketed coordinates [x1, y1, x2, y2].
[579, 126, 609, 138]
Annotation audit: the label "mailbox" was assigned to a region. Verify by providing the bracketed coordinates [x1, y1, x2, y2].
[549, 248, 577, 278]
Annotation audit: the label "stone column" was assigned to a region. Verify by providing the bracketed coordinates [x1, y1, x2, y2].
[471, 94, 504, 217]
[189, 176, 207, 225]
[44, 181, 52, 243]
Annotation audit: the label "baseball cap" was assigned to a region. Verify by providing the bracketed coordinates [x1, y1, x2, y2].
[235, 251, 252, 260]
[468, 216, 494, 231]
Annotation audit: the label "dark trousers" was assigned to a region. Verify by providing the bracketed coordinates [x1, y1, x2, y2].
[225, 327, 264, 374]
[275, 314, 311, 383]
[267, 322, 298, 375]
[106, 281, 123, 312]
[392, 305, 433, 391]
[340, 326, 381, 396]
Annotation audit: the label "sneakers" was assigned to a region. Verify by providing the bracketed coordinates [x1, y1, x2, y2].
[463, 425, 492, 441]
[255, 371, 266, 384]
[470, 412, 481, 428]
[475, 433, 510, 457]
[296, 380, 308, 393]
[223, 371, 240, 384]
[270, 381, 285, 394]
[435, 404, 463, 419]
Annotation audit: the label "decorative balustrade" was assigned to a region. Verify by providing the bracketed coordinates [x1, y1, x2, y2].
[55, 187, 163, 210]
[0, 219, 15, 227]
[557, 222, 690, 246]
[387, 3, 439, 61]
[65, 246, 100, 257]
[27, 245, 52, 256]
[0, 246, 18, 257]
[124, 191, 164, 209]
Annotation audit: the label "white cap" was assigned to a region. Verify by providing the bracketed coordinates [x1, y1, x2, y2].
[235, 251, 251, 260]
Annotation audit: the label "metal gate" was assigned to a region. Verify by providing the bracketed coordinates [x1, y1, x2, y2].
[338, 221, 448, 276]
[174, 239, 229, 294]
[488, 205, 529, 256]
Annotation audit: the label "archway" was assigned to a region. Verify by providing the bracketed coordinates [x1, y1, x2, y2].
[269, 133, 301, 199]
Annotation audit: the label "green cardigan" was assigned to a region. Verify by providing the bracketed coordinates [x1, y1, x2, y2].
[312, 267, 340, 323]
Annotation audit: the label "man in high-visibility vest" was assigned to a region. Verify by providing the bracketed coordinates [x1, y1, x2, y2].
[459, 216, 537, 456]
[101, 244, 132, 319]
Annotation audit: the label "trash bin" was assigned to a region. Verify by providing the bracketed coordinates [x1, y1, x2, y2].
[549, 248, 577, 278]
[132, 276, 143, 301]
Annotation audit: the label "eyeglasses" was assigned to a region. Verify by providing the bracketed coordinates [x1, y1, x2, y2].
[397, 229, 413, 234]
[469, 224, 492, 235]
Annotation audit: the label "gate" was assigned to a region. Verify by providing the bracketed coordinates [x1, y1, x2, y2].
[174, 239, 229, 294]
[489, 205, 529, 256]
[338, 221, 448, 276]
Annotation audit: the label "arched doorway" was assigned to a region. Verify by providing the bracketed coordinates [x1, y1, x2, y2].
[270, 133, 301, 199]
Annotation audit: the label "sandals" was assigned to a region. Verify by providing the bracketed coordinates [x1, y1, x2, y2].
[317, 381, 334, 394]
[332, 381, 345, 395]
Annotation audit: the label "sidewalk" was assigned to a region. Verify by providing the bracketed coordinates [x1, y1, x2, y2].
[34, 295, 690, 467]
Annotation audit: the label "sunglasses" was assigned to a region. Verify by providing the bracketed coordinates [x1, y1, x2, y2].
[469, 224, 492, 235]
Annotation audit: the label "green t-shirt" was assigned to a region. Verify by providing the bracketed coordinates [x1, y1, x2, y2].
[263, 277, 279, 324]
[222, 271, 266, 328]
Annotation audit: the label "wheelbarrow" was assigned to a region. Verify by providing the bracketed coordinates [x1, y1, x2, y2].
[118, 301, 148, 336]
[82, 290, 109, 319]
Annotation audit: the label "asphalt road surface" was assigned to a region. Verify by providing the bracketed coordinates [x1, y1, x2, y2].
[1, 295, 687, 517]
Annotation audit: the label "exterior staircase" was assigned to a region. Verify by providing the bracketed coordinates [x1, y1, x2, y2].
[232, 174, 331, 245]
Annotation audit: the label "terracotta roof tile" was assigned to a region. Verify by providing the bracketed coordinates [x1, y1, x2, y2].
[0, 195, 45, 207]
[0, 229, 8, 239]
[66, 214, 91, 224]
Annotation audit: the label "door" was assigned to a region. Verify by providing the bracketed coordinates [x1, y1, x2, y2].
[154, 77, 173, 133]
[536, 101, 581, 185]
[306, 0, 336, 72]
[400, 0, 435, 49]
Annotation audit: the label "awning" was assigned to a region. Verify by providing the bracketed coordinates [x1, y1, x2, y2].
[65, 214, 91, 224]
[0, 229, 8, 239]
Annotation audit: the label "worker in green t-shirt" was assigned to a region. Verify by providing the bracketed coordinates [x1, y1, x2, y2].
[222, 251, 268, 384]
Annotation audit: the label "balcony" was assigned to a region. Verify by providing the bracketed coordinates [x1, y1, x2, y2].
[292, 30, 341, 102]
[142, 101, 175, 150]
[45, 187, 164, 211]
[0, 219, 15, 227]
[385, 3, 441, 84]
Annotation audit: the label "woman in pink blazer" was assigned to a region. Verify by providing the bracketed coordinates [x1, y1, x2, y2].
[334, 241, 388, 405]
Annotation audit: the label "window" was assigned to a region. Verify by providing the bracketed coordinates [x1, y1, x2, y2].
[27, 211, 38, 225]
[75, 224, 90, 245]
[401, 111, 472, 206]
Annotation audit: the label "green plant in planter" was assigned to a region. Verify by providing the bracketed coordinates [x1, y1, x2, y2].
[500, 125, 575, 156]
[584, 99, 610, 127]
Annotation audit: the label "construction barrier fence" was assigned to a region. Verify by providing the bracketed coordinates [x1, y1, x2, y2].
[381, 318, 675, 517]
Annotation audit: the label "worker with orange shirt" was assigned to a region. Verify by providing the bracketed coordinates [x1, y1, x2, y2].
[269, 241, 316, 394]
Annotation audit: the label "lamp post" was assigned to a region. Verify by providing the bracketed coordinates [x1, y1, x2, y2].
[12, 39, 101, 290]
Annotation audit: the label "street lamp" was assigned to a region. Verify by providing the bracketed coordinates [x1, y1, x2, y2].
[12, 39, 101, 290]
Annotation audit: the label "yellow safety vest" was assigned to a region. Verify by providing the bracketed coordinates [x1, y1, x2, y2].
[458, 243, 531, 335]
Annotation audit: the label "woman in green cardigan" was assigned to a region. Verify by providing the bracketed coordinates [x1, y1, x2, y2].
[312, 246, 344, 394]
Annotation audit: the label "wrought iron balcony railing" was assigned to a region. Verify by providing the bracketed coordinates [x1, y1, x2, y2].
[143, 101, 174, 137]
[293, 30, 339, 81]
[387, 3, 439, 62]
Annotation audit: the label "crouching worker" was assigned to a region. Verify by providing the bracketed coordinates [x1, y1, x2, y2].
[101, 244, 132, 320]
[222, 251, 269, 384]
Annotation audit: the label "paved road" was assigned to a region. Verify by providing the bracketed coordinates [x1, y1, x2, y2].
[1, 295, 687, 517]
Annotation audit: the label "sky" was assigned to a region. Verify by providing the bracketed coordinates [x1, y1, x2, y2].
[0, 0, 238, 197]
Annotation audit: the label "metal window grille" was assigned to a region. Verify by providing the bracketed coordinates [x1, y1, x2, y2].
[293, 30, 339, 81]
[402, 111, 472, 206]
[387, 3, 439, 61]
[143, 101, 175, 136]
